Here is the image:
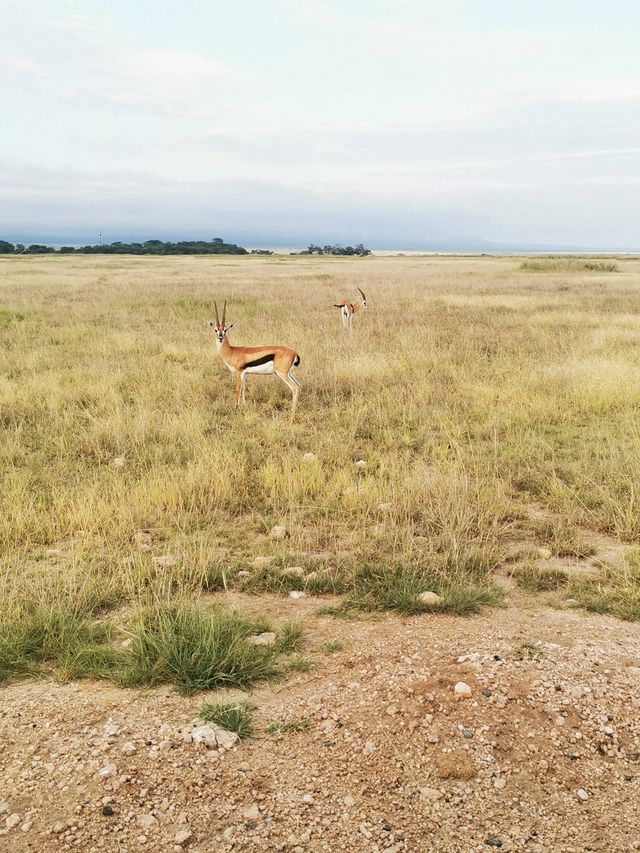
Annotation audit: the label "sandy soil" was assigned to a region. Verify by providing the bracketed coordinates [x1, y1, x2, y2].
[1, 596, 640, 853]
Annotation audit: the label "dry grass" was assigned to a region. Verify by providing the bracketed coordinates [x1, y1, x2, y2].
[1, 252, 640, 677]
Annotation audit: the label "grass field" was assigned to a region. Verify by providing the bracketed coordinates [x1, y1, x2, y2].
[2, 253, 640, 688]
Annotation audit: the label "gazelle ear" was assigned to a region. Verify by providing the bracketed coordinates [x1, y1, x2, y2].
[207, 320, 214, 327]
[226, 321, 236, 330]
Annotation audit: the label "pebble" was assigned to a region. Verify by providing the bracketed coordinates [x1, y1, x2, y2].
[103, 718, 121, 738]
[283, 566, 305, 577]
[355, 459, 367, 469]
[247, 632, 277, 647]
[270, 525, 287, 540]
[122, 741, 137, 755]
[417, 591, 443, 605]
[97, 763, 117, 779]
[577, 788, 589, 801]
[112, 456, 126, 467]
[0, 803, 8, 815]
[485, 839, 503, 848]
[174, 828, 193, 846]
[243, 804, 260, 821]
[302, 452, 317, 462]
[454, 681, 472, 699]
[302, 794, 314, 804]
[138, 814, 158, 829]
[251, 556, 273, 569]
[537, 547, 552, 559]
[5, 814, 21, 829]
[153, 555, 178, 568]
[343, 796, 355, 807]
[289, 590, 306, 599]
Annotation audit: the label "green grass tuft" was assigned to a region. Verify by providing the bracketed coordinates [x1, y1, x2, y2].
[512, 564, 569, 592]
[266, 717, 312, 737]
[199, 700, 254, 739]
[115, 600, 279, 694]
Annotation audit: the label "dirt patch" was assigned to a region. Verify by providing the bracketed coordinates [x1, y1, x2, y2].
[1, 601, 640, 851]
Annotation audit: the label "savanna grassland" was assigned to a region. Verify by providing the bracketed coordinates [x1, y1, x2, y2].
[1, 252, 640, 689]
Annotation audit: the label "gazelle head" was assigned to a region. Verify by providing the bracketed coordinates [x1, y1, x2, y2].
[208, 300, 235, 344]
[357, 287, 368, 309]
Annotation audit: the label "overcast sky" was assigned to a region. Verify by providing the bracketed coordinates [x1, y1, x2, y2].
[3, 0, 640, 248]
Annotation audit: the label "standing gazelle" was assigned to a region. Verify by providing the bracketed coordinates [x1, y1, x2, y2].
[208, 300, 301, 410]
[334, 287, 368, 330]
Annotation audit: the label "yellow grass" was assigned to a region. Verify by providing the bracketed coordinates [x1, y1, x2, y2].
[1, 253, 640, 631]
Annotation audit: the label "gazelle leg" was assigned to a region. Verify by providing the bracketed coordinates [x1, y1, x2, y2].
[235, 371, 244, 406]
[276, 370, 300, 410]
[241, 371, 247, 403]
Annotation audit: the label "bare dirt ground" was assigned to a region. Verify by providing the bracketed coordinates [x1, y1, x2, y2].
[2, 594, 640, 853]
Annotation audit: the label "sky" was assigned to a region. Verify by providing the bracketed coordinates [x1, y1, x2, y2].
[2, 0, 640, 248]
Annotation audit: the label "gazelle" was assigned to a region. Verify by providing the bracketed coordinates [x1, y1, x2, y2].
[334, 287, 368, 330]
[208, 300, 301, 410]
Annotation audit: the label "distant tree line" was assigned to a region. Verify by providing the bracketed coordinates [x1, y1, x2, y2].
[298, 243, 371, 256]
[0, 237, 248, 255]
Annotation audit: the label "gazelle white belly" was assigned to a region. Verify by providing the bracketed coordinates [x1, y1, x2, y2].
[244, 362, 274, 375]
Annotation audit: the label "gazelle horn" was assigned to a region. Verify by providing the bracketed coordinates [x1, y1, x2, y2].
[214, 300, 220, 325]
[358, 287, 366, 301]
[222, 299, 227, 326]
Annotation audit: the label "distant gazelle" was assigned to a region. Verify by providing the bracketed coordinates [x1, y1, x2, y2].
[208, 300, 301, 410]
[334, 287, 368, 330]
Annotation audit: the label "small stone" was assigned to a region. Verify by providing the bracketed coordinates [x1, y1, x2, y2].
[112, 456, 126, 467]
[21, 821, 32, 832]
[419, 787, 443, 801]
[463, 729, 474, 739]
[97, 763, 117, 779]
[242, 804, 260, 821]
[289, 590, 306, 599]
[385, 704, 399, 716]
[247, 632, 277, 647]
[563, 598, 579, 608]
[283, 566, 305, 577]
[343, 795, 355, 807]
[251, 556, 273, 569]
[102, 805, 114, 816]
[270, 525, 287, 540]
[485, 839, 503, 848]
[302, 452, 317, 462]
[537, 547, 552, 559]
[493, 777, 506, 790]
[138, 814, 158, 829]
[482, 689, 493, 698]
[417, 591, 443, 606]
[122, 741, 137, 755]
[191, 726, 218, 749]
[378, 502, 392, 512]
[174, 828, 193, 847]
[237, 571, 251, 579]
[5, 814, 21, 829]
[46, 548, 62, 557]
[0, 803, 9, 815]
[103, 718, 121, 738]
[577, 788, 588, 801]
[454, 681, 472, 699]
[215, 727, 240, 751]
[363, 740, 376, 754]
[355, 459, 367, 469]
[121, 638, 132, 647]
[302, 794, 314, 804]
[153, 555, 178, 568]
